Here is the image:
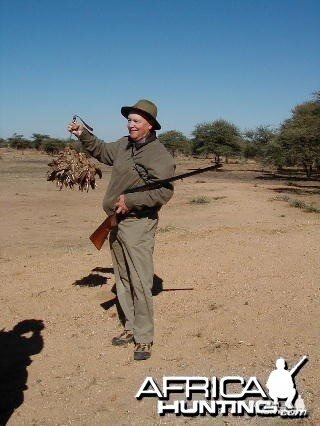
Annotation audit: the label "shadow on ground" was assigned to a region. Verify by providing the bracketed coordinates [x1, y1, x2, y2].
[0, 319, 45, 426]
[256, 172, 320, 182]
[72, 267, 114, 287]
[270, 187, 320, 195]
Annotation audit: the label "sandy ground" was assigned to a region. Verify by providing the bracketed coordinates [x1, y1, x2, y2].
[0, 148, 319, 425]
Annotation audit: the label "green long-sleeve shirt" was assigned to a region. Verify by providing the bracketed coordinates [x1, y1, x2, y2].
[79, 129, 175, 216]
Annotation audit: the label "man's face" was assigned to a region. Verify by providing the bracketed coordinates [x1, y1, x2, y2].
[127, 112, 152, 142]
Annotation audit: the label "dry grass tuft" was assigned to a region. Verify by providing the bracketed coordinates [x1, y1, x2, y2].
[157, 225, 176, 233]
[269, 195, 320, 213]
[189, 196, 210, 204]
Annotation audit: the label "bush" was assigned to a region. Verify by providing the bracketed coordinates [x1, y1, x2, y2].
[0, 138, 8, 148]
[42, 139, 67, 154]
[158, 130, 191, 157]
[189, 196, 210, 204]
[269, 195, 320, 213]
[8, 135, 33, 150]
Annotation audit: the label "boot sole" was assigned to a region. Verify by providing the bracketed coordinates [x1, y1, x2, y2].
[112, 337, 134, 346]
[134, 352, 151, 361]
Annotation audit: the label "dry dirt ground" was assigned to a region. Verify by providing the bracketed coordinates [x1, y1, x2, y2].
[1, 148, 319, 426]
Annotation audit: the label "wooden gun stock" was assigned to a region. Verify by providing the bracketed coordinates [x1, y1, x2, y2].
[89, 212, 118, 250]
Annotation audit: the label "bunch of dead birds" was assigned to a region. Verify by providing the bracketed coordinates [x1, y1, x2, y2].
[47, 146, 102, 191]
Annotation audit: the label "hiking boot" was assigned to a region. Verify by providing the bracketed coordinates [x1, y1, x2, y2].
[134, 343, 152, 361]
[112, 330, 134, 346]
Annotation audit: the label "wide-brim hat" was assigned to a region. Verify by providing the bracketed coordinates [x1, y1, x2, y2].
[121, 99, 161, 130]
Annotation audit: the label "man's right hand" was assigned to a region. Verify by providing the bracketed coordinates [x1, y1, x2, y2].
[67, 121, 84, 138]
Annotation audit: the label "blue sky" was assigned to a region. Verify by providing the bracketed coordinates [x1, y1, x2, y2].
[0, 0, 319, 140]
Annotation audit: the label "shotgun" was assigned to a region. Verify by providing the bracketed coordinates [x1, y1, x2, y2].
[89, 162, 222, 250]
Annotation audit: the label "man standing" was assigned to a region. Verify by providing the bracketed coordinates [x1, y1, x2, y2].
[68, 100, 175, 360]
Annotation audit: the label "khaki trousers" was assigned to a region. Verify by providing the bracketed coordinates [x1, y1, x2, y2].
[109, 215, 158, 343]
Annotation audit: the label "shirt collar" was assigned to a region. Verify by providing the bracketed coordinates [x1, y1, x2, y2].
[127, 131, 157, 149]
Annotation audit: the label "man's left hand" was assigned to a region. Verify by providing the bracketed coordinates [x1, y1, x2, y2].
[115, 195, 129, 215]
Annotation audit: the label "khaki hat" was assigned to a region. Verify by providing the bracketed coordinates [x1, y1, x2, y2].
[121, 99, 161, 130]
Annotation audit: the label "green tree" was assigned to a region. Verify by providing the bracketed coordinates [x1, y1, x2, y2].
[158, 130, 191, 156]
[269, 94, 320, 177]
[8, 133, 33, 150]
[243, 125, 277, 159]
[42, 138, 67, 154]
[0, 138, 8, 148]
[312, 90, 320, 103]
[192, 119, 241, 162]
[261, 140, 287, 170]
[31, 133, 51, 150]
